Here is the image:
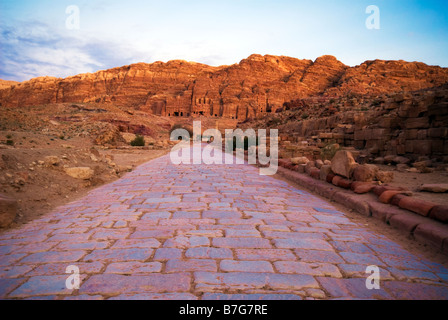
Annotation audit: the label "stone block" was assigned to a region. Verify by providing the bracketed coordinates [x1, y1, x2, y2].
[398, 197, 435, 217]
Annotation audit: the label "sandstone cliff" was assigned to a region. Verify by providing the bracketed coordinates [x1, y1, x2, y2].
[1, 55, 447, 121]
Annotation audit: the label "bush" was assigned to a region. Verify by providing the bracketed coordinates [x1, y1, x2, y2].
[321, 143, 341, 161]
[6, 139, 14, 146]
[130, 135, 145, 146]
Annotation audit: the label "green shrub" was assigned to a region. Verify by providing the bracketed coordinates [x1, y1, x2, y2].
[130, 135, 145, 146]
[6, 139, 14, 146]
[321, 143, 341, 161]
[301, 113, 309, 120]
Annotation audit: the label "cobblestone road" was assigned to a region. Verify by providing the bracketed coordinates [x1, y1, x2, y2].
[1, 146, 448, 300]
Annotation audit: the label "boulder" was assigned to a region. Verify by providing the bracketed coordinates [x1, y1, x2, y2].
[352, 164, 378, 182]
[391, 194, 408, 206]
[429, 206, 448, 223]
[291, 157, 309, 165]
[319, 165, 332, 181]
[379, 190, 406, 204]
[413, 160, 432, 170]
[315, 159, 324, 169]
[351, 181, 376, 194]
[393, 156, 411, 165]
[331, 150, 357, 179]
[376, 170, 394, 183]
[332, 175, 343, 186]
[305, 161, 316, 174]
[396, 164, 410, 172]
[417, 184, 448, 193]
[309, 168, 320, 180]
[0, 193, 17, 228]
[384, 155, 396, 164]
[44, 156, 60, 167]
[398, 197, 436, 217]
[337, 178, 352, 189]
[65, 167, 94, 180]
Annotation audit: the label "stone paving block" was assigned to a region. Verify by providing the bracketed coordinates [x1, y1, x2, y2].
[340, 252, 385, 266]
[0, 278, 26, 298]
[20, 251, 87, 264]
[111, 239, 161, 249]
[90, 229, 130, 241]
[80, 273, 191, 295]
[130, 230, 174, 239]
[220, 260, 274, 273]
[294, 249, 344, 264]
[108, 293, 198, 300]
[194, 272, 319, 291]
[153, 248, 183, 260]
[105, 262, 162, 274]
[337, 264, 394, 280]
[26, 262, 104, 277]
[263, 231, 326, 240]
[63, 294, 105, 300]
[186, 247, 233, 259]
[382, 281, 448, 300]
[0, 265, 34, 278]
[9, 275, 78, 298]
[141, 211, 172, 220]
[225, 229, 261, 237]
[235, 249, 297, 261]
[273, 238, 333, 251]
[166, 259, 217, 273]
[203, 210, 242, 219]
[329, 241, 373, 254]
[83, 248, 151, 263]
[317, 277, 393, 299]
[380, 256, 433, 272]
[212, 237, 272, 249]
[164, 236, 210, 248]
[55, 241, 110, 251]
[388, 267, 440, 282]
[179, 229, 224, 237]
[274, 261, 342, 278]
[202, 293, 302, 300]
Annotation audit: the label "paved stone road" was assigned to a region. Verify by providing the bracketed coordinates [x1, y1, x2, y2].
[1, 145, 448, 300]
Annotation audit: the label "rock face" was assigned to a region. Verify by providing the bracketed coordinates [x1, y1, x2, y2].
[1, 55, 448, 121]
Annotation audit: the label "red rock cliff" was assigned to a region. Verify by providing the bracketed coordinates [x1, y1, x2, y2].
[1, 54, 447, 120]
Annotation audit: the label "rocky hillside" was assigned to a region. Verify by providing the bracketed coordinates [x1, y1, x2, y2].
[1, 55, 447, 121]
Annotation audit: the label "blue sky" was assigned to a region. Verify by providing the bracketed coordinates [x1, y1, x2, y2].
[1, 0, 447, 81]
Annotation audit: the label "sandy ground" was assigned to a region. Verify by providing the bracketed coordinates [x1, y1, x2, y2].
[0, 130, 170, 230]
[377, 164, 448, 206]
